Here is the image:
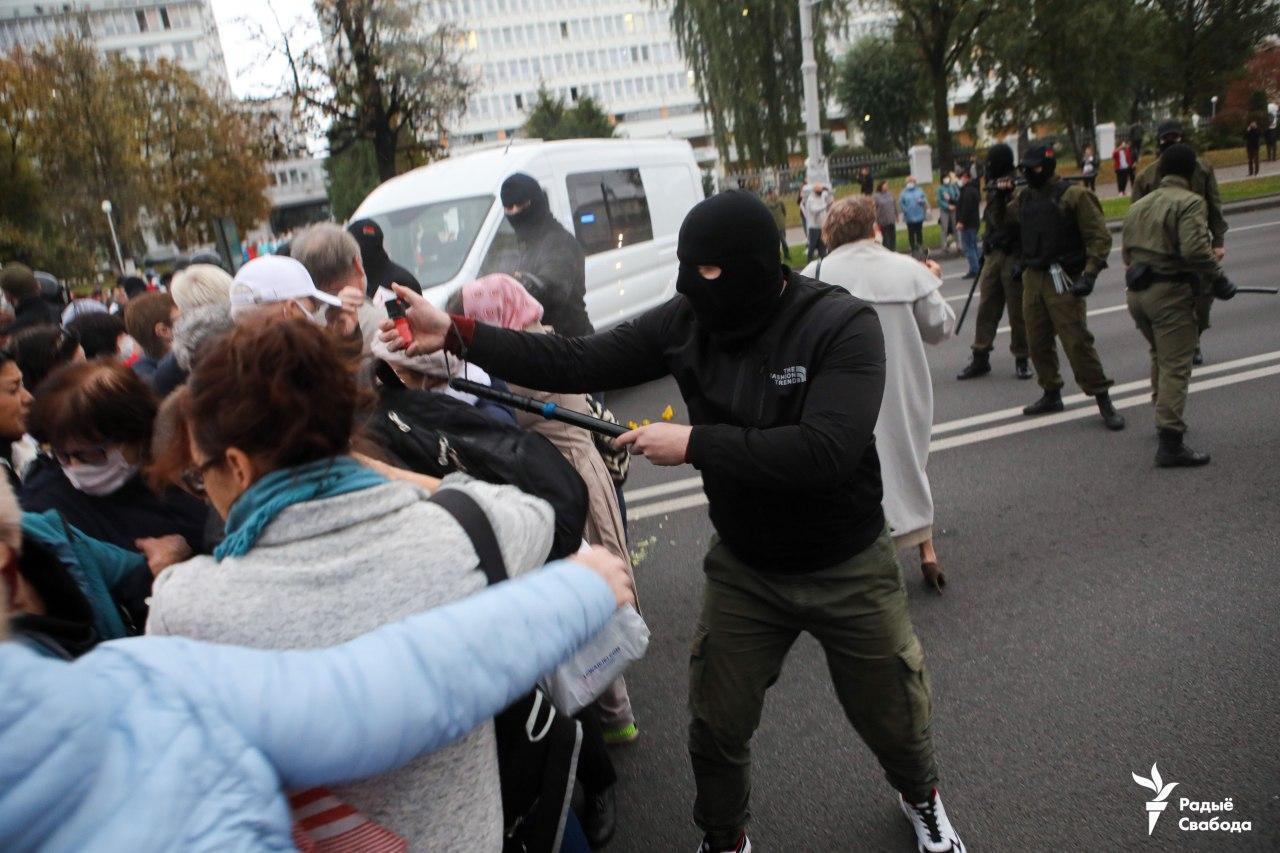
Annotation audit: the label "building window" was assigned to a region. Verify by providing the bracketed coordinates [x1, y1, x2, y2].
[515, 93, 524, 110]
[567, 169, 653, 256]
[570, 86, 579, 102]
[136, 10, 148, 32]
[160, 6, 170, 29]
[560, 20, 568, 38]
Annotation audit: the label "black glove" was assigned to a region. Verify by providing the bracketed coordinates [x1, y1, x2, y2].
[1071, 272, 1097, 297]
[1212, 276, 1237, 300]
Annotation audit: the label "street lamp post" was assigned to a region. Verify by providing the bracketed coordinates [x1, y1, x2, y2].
[798, 0, 828, 185]
[101, 199, 124, 273]
[1211, 96, 1219, 119]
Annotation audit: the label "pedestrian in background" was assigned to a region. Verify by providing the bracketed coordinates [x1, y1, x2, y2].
[1080, 144, 1098, 191]
[123, 293, 177, 385]
[1130, 122, 1145, 162]
[1245, 121, 1262, 176]
[899, 177, 929, 253]
[873, 180, 898, 252]
[858, 164, 873, 195]
[802, 182, 832, 260]
[1114, 139, 1136, 195]
[936, 174, 959, 251]
[1267, 111, 1277, 161]
[803, 196, 955, 591]
[956, 171, 982, 278]
[1, 264, 59, 337]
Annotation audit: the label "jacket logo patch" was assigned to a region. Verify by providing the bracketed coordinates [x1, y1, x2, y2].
[771, 365, 808, 387]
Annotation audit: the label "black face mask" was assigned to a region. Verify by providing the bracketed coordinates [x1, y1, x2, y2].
[675, 258, 782, 341]
[1024, 166, 1053, 189]
[501, 173, 550, 239]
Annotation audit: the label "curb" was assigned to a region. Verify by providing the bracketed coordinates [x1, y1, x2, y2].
[1105, 193, 1280, 232]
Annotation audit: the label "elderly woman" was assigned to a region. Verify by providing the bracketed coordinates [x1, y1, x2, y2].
[152, 263, 234, 395]
[803, 196, 955, 591]
[459, 273, 636, 738]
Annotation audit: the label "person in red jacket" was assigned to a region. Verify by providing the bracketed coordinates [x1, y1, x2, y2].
[1113, 140, 1136, 195]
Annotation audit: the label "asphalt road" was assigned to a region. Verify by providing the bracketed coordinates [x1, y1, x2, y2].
[599, 206, 1280, 852]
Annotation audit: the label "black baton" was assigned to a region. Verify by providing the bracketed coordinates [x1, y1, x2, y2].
[449, 377, 629, 438]
[1232, 286, 1280, 295]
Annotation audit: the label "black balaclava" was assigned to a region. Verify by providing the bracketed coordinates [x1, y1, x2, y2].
[1158, 143, 1197, 180]
[500, 172, 550, 239]
[675, 191, 784, 342]
[1156, 118, 1184, 153]
[1021, 143, 1057, 188]
[985, 143, 1015, 180]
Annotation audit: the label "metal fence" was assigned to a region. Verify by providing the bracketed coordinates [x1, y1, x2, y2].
[719, 146, 978, 196]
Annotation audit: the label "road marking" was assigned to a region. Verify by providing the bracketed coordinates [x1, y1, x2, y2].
[625, 356, 1280, 521]
[931, 362, 1280, 451]
[931, 349, 1280, 436]
[997, 302, 1131, 334]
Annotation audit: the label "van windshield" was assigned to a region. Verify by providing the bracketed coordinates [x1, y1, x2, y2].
[368, 195, 495, 289]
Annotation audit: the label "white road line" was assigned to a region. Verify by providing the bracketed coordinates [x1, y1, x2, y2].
[929, 350, 1280, 435]
[625, 358, 1280, 520]
[997, 302, 1131, 334]
[931, 362, 1280, 452]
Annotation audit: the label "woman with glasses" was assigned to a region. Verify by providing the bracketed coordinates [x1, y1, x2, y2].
[145, 315, 561, 850]
[18, 360, 207, 558]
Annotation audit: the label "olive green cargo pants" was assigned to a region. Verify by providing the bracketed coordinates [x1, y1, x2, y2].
[1127, 281, 1200, 433]
[688, 529, 938, 845]
[971, 250, 1028, 358]
[1022, 268, 1114, 395]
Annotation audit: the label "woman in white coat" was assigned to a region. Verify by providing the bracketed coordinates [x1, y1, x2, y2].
[803, 196, 956, 591]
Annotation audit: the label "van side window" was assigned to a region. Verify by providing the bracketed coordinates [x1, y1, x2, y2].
[479, 217, 521, 276]
[566, 169, 653, 255]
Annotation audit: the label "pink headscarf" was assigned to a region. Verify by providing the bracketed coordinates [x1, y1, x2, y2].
[461, 274, 545, 331]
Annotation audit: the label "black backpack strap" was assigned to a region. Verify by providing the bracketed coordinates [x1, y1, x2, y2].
[814, 258, 823, 282]
[430, 488, 508, 586]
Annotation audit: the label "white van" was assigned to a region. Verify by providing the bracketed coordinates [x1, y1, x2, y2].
[349, 139, 705, 328]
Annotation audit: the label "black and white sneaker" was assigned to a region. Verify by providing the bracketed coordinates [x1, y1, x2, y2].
[900, 789, 965, 853]
[696, 832, 752, 853]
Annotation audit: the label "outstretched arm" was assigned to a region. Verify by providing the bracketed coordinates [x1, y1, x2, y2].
[115, 556, 627, 788]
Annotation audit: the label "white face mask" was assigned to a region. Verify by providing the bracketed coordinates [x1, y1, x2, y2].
[61, 447, 137, 496]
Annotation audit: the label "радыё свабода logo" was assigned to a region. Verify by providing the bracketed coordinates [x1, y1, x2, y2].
[1132, 763, 1179, 836]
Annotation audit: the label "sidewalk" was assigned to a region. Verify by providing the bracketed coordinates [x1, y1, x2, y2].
[786, 157, 1280, 247]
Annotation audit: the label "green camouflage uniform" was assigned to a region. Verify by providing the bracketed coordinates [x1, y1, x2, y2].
[970, 185, 1027, 357]
[1132, 157, 1225, 334]
[1008, 182, 1115, 394]
[1122, 175, 1224, 433]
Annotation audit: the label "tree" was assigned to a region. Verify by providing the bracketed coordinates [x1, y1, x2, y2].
[879, 0, 993, 172]
[522, 86, 617, 140]
[669, 0, 847, 167]
[269, 0, 477, 182]
[324, 137, 380, 222]
[835, 36, 927, 153]
[1142, 0, 1280, 115]
[0, 36, 270, 270]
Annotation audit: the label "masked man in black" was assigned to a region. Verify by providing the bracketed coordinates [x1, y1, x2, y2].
[380, 191, 966, 853]
[499, 173, 594, 337]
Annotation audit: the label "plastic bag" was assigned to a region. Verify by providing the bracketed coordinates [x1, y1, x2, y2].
[543, 604, 650, 716]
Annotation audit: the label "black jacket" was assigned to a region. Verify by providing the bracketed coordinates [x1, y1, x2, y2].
[20, 456, 210, 554]
[457, 271, 887, 572]
[957, 183, 981, 229]
[7, 296, 60, 336]
[514, 220, 594, 338]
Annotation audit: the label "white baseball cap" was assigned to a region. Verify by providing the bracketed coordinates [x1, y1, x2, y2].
[229, 255, 343, 310]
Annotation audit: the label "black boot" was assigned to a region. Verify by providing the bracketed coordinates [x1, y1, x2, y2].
[1022, 388, 1064, 416]
[581, 784, 617, 849]
[1192, 346, 1204, 366]
[956, 350, 991, 380]
[1156, 428, 1211, 467]
[1096, 391, 1126, 431]
[1015, 357, 1033, 380]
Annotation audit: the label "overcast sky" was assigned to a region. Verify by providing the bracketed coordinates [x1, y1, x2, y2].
[211, 0, 321, 99]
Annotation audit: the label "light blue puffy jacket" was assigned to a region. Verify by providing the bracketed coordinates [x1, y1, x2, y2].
[0, 560, 615, 852]
[900, 185, 930, 224]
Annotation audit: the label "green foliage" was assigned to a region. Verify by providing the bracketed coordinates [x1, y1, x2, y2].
[324, 138, 381, 222]
[522, 86, 616, 140]
[836, 36, 927, 153]
[1141, 0, 1280, 115]
[1248, 90, 1270, 115]
[669, 0, 847, 167]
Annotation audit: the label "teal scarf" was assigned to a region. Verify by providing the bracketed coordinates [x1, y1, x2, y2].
[214, 456, 387, 561]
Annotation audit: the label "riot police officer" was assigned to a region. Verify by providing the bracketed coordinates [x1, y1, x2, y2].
[956, 143, 1032, 380]
[1008, 143, 1125, 430]
[1122, 143, 1236, 466]
[1131, 119, 1227, 365]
